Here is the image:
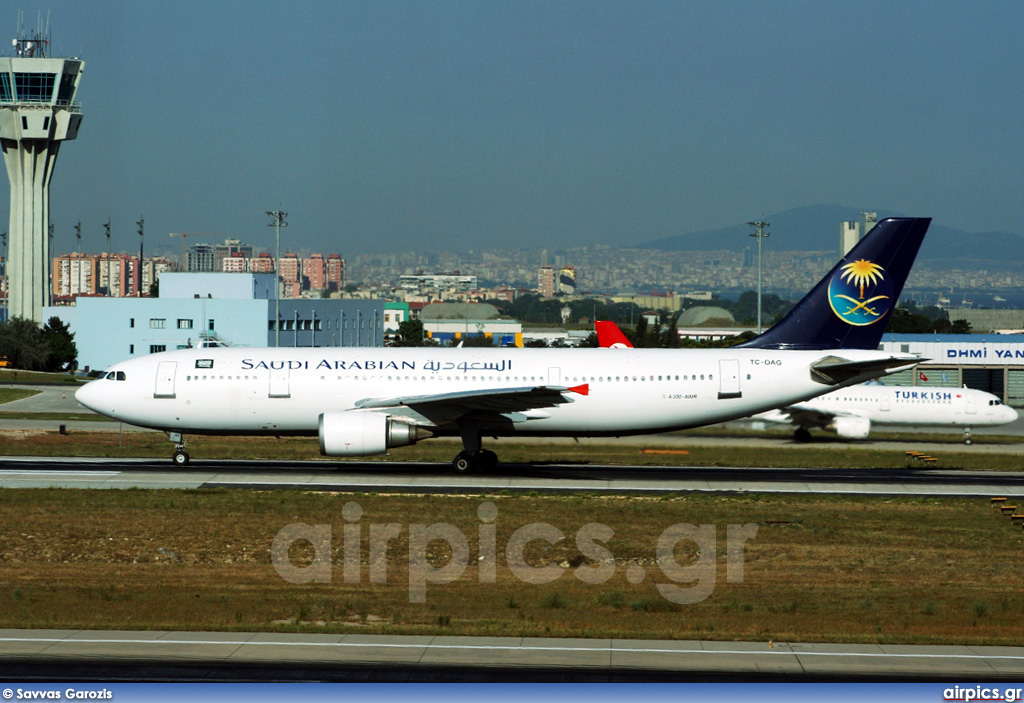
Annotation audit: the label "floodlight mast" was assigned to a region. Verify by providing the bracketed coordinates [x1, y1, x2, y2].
[266, 209, 288, 347]
[748, 218, 770, 334]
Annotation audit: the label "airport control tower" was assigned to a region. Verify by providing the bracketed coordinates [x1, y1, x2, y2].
[0, 22, 83, 322]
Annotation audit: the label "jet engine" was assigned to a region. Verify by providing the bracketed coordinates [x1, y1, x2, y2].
[318, 411, 430, 456]
[829, 415, 871, 439]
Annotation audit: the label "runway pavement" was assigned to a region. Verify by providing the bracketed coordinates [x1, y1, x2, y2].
[3, 456, 1024, 496]
[2, 629, 1023, 681]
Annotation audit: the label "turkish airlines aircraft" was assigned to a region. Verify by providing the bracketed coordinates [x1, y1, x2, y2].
[77, 218, 931, 470]
[754, 383, 1017, 443]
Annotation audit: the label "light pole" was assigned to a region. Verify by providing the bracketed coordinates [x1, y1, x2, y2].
[748, 219, 770, 334]
[47, 223, 53, 307]
[1, 231, 6, 318]
[103, 218, 111, 297]
[137, 216, 144, 296]
[266, 209, 287, 346]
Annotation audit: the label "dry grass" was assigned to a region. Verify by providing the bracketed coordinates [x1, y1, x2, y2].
[1, 489, 1022, 644]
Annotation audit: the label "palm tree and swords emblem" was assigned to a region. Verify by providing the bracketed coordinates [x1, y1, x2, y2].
[828, 259, 893, 326]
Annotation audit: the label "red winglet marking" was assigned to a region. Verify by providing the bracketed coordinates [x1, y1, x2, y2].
[568, 383, 590, 396]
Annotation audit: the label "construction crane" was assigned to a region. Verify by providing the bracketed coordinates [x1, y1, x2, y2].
[168, 233, 233, 271]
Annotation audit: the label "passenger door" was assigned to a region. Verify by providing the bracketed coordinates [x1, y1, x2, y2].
[718, 359, 741, 399]
[154, 361, 177, 399]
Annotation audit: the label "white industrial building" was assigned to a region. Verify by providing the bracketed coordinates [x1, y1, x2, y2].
[880, 333, 1024, 406]
[48, 273, 385, 372]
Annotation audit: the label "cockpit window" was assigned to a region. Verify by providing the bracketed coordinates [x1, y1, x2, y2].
[103, 371, 127, 381]
[116, 371, 126, 381]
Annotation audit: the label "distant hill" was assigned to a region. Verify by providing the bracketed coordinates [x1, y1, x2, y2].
[636, 204, 1024, 266]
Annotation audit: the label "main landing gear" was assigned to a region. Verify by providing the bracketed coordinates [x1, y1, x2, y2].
[169, 432, 190, 465]
[451, 425, 499, 473]
[793, 427, 813, 443]
[452, 449, 498, 473]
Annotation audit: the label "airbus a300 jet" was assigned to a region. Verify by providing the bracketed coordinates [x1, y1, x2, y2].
[76, 218, 932, 471]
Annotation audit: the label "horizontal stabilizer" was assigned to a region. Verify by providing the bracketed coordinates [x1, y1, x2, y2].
[810, 355, 925, 385]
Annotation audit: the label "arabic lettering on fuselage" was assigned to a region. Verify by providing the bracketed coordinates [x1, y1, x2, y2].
[240, 358, 513, 373]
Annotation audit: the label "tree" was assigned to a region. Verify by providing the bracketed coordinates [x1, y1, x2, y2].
[456, 335, 494, 347]
[660, 316, 681, 348]
[41, 317, 77, 372]
[0, 317, 49, 370]
[951, 319, 972, 334]
[393, 319, 425, 346]
[885, 307, 933, 333]
[732, 291, 794, 326]
[630, 316, 650, 347]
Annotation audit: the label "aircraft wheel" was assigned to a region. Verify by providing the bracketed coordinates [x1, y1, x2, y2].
[794, 428, 812, 443]
[478, 449, 499, 472]
[172, 449, 190, 466]
[964, 437, 973, 446]
[452, 452, 474, 473]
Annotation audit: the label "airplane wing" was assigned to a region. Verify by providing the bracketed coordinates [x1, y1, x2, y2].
[354, 384, 590, 425]
[759, 404, 837, 430]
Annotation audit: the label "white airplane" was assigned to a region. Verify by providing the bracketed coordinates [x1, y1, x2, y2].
[594, 319, 1017, 444]
[77, 218, 932, 470]
[754, 382, 1017, 443]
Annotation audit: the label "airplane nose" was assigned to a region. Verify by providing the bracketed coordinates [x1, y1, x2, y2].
[75, 380, 102, 413]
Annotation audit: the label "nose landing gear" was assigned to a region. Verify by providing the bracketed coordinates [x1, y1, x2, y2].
[168, 432, 190, 465]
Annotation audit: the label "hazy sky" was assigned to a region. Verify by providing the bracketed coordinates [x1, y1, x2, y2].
[4, 1, 1023, 257]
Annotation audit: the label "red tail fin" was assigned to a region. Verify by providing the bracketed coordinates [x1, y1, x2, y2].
[595, 320, 634, 348]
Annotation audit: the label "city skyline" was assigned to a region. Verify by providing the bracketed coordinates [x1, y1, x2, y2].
[2, 2, 1023, 260]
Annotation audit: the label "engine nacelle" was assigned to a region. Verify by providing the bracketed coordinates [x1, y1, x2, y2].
[318, 411, 429, 456]
[829, 415, 871, 439]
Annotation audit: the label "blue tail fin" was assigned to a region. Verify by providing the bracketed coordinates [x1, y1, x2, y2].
[738, 217, 931, 350]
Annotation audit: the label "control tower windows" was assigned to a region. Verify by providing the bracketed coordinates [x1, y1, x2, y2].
[0, 74, 11, 102]
[57, 72, 76, 103]
[13, 72, 56, 102]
